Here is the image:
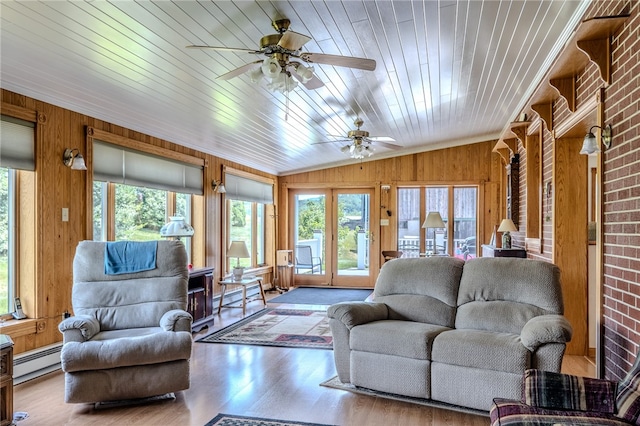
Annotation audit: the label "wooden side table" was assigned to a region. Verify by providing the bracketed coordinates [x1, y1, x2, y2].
[1, 334, 14, 426]
[218, 276, 266, 316]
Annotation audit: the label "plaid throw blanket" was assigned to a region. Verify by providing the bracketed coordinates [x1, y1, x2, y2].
[524, 369, 617, 413]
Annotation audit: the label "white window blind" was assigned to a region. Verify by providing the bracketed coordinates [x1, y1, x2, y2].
[224, 172, 274, 204]
[0, 115, 35, 171]
[93, 141, 203, 195]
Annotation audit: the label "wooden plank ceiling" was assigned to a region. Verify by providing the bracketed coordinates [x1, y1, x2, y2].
[0, 1, 589, 175]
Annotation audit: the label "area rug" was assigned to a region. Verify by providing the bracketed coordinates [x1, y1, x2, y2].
[198, 308, 332, 349]
[320, 376, 489, 418]
[205, 413, 335, 426]
[268, 286, 372, 305]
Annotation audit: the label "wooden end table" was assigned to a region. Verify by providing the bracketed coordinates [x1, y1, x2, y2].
[218, 276, 266, 316]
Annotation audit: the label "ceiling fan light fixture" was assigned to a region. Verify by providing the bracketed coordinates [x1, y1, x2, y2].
[297, 65, 315, 83]
[261, 57, 282, 78]
[249, 67, 263, 83]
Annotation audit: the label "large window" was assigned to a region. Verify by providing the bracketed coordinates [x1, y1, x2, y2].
[0, 115, 35, 316]
[90, 137, 203, 263]
[224, 170, 273, 274]
[398, 185, 477, 259]
[0, 167, 14, 314]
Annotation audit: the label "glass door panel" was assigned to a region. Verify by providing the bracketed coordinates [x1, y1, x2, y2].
[292, 191, 327, 285]
[332, 190, 373, 287]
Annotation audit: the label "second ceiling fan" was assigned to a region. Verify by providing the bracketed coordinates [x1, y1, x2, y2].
[319, 118, 401, 160]
[187, 18, 376, 93]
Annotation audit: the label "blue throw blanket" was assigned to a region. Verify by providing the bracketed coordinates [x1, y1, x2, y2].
[104, 241, 158, 275]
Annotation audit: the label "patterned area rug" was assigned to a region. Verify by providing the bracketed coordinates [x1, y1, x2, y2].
[204, 413, 335, 426]
[197, 308, 332, 349]
[320, 376, 489, 418]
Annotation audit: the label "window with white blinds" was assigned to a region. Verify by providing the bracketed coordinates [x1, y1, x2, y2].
[93, 141, 203, 195]
[224, 172, 274, 204]
[0, 115, 35, 171]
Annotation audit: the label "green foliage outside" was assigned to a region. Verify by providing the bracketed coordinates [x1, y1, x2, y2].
[0, 168, 9, 313]
[296, 194, 367, 270]
[93, 182, 167, 241]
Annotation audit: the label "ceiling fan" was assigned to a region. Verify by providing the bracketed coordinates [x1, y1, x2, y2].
[318, 118, 401, 160]
[187, 19, 376, 93]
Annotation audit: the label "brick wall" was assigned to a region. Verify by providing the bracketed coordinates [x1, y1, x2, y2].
[596, 0, 640, 381]
[515, 0, 638, 379]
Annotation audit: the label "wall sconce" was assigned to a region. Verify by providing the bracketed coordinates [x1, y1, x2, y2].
[211, 179, 226, 193]
[580, 124, 612, 155]
[381, 184, 391, 192]
[62, 148, 87, 170]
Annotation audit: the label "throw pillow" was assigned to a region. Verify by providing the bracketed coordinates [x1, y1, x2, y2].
[524, 369, 617, 413]
[616, 353, 640, 425]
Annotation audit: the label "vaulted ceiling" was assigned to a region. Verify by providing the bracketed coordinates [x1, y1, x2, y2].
[0, 1, 590, 175]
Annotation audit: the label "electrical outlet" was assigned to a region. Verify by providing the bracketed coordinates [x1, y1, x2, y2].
[62, 207, 69, 222]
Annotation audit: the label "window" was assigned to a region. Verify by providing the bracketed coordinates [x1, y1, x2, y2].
[0, 115, 35, 315]
[224, 170, 273, 273]
[90, 138, 203, 263]
[0, 167, 15, 315]
[397, 185, 477, 259]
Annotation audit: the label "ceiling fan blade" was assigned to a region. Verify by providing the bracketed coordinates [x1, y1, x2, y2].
[312, 137, 350, 145]
[217, 60, 262, 81]
[369, 136, 397, 143]
[186, 45, 261, 54]
[375, 141, 403, 150]
[278, 30, 311, 51]
[299, 52, 376, 71]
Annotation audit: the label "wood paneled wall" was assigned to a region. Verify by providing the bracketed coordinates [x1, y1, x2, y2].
[278, 141, 505, 266]
[0, 89, 277, 354]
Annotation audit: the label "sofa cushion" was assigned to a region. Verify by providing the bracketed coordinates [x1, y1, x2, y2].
[431, 329, 530, 374]
[616, 353, 640, 425]
[456, 258, 563, 334]
[374, 257, 464, 327]
[61, 330, 192, 373]
[490, 398, 631, 426]
[524, 369, 617, 413]
[350, 320, 451, 360]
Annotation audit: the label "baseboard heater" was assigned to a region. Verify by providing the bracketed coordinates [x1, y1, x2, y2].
[13, 342, 62, 384]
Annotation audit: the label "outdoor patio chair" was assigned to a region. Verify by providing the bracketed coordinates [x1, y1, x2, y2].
[295, 245, 322, 274]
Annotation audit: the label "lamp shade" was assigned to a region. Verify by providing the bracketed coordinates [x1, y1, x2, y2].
[159, 216, 194, 237]
[227, 240, 250, 259]
[580, 132, 599, 155]
[497, 219, 517, 233]
[422, 212, 445, 229]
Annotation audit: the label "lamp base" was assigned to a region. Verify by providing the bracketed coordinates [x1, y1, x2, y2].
[502, 232, 512, 249]
[232, 267, 244, 281]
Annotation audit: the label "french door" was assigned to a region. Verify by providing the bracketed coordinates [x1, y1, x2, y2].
[290, 188, 374, 287]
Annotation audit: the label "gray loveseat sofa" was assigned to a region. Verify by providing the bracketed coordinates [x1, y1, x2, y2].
[327, 256, 573, 412]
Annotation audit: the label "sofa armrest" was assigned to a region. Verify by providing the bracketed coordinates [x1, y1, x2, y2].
[160, 309, 193, 332]
[521, 314, 573, 351]
[58, 315, 100, 342]
[327, 302, 389, 329]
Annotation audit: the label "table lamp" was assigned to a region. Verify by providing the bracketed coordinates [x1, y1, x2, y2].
[422, 212, 445, 254]
[227, 240, 250, 281]
[159, 216, 194, 240]
[498, 219, 517, 249]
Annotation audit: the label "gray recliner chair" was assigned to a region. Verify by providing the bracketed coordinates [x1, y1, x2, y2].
[58, 240, 193, 404]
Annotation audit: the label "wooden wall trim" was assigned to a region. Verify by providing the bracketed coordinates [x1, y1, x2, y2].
[87, 127, 205, 167]
[0, 102, 37, 122]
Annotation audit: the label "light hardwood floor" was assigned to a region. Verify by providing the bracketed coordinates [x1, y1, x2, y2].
[12, 291, 595, 426]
